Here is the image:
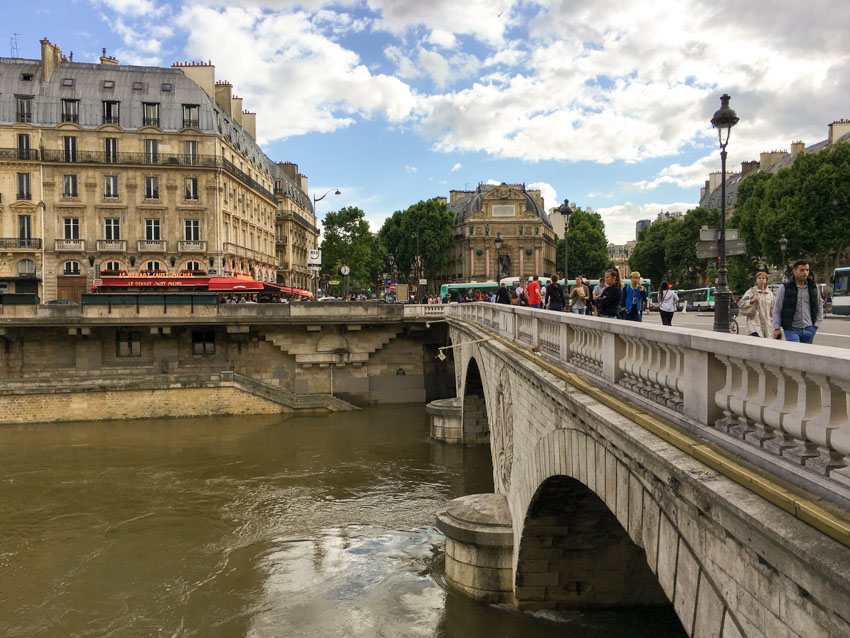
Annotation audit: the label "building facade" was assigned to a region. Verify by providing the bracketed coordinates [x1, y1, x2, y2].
[607, 240, 636, 280]
[272, 162, 318, 291]
[442, 183, 557, 282]
[0, 38, 318, 301]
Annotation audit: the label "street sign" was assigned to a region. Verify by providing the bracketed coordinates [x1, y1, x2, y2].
[308, 249, 321, 267]
[696, 238, 747, 259]
[389, 283, 397, 291]
[419, 278, 427, 285]
[308, 265, 321, 271]
[328, 280, 340, 285]
[699, 229, 740, 241]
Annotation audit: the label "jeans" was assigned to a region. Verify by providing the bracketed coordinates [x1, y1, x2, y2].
[548, 304, 563, 312]
[783, 325, 817, 344]
[530, 303, 540, 308]
[599, 313, 617, 319]
[571, 307, 586, 315]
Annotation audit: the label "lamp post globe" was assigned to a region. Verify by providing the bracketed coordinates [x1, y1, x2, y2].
[710, 94, 738, 333]
[779, 235, 788, 278]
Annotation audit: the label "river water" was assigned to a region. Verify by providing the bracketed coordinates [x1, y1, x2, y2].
[0, 405, 685, 637]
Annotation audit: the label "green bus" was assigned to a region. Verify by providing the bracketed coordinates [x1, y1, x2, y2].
[439, 281, 500, 302]
[678, 287, 716, 312]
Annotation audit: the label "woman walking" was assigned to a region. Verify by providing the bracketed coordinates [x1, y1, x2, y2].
[657, 281, 679, 326]
[596, 269, 622, 318]
[737, 271, 775, 337]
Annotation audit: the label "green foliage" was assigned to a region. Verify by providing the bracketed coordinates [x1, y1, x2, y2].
[319, 206, 375, 287]
[378, 198, 454, 282]
[556, 208, 610, 279]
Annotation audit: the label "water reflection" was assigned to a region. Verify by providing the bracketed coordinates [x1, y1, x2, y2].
[0, 405, 683, 637]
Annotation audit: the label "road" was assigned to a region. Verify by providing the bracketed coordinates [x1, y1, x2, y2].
[642, 311, 850, 349]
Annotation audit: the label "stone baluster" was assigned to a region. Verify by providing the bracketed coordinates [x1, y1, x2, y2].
[713, 354, 742, 432]
[559, 321, 569, 363]
[728, 359, 758, 440]
[742, 361, 779, 448]
[829, 379, 850, 487]
[800, 374, 849, 476]
[781, 369, 821, 466]
[619, 336, 638, 391]
[762, 364, 799, 456]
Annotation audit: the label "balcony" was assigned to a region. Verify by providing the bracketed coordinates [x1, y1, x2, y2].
[137, 240, 167, 252]
[183, 119, 199, 129]
[222, 159, 276, 202]
[96, 239, 127, 252]
[178, 240, 207, 253]
[39, 149, 219, 168]
[16, 111, 32, 123]
[102, 116, 120, 125]
[55, 239, 86, 252]
[142, 117, 160, 127]
[0, 149, 39, 161]
[61, 113, 79, 124]
[0, 238, 41, 250]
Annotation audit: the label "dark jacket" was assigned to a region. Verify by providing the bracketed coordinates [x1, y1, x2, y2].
[495, 286, 512, 304]
[779, 278, 820, 329]
[545, 283, 565, 307]
[597, 284, 621, 316]
[620, 284, 647, 318]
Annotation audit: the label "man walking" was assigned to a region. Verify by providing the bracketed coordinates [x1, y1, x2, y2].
[495, 282, 512, 304]
[527, 275, 541, 308]
[772, 260, 824, 344]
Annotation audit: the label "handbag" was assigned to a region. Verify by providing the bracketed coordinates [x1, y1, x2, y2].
[739, 289, 758, 317]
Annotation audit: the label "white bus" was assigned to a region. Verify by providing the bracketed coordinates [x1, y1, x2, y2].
[831, 267, 850, 315]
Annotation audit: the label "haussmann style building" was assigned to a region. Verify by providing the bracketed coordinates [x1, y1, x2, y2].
[0, 38, 320, 301]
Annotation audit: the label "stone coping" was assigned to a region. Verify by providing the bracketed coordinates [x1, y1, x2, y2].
[425, 397, 461, 415]
[436, 493, 514, 547]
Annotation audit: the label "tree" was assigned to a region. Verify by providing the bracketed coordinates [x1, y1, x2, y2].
[320, 207, 375, 289]
[556, 208, 609, 279]
[629, 221, 671, 286]
[379, 198, 454, 285]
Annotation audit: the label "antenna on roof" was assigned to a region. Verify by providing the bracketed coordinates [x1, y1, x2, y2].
[10, 33, 24, 58]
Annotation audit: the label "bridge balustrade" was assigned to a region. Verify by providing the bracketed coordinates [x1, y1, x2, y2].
[447, 302, 850, 504]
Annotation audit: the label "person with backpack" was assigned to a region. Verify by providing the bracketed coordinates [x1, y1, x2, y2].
[544, 277, 565, 311]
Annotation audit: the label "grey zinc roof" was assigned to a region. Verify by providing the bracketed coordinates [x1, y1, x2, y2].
[449, 184, 553, 228]
[0, 56, 274, 181]
[270, 163, 313, 213]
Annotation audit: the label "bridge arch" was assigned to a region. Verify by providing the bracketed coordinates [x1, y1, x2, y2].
[459, 355, 490, 445]
[512, 428, 741, 638]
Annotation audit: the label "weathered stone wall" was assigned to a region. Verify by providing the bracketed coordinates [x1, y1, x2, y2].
[447, 324, 850, 637]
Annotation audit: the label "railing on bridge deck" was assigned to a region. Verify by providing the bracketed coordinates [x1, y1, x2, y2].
[403, 304, 448, 317]
[448, 302, 850, 503]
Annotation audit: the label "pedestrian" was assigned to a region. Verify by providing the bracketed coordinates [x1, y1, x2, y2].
[527, 275, 542, 308]
[592, 275, 607, 317]
[544, 277, 565, 311]
[657, 281, 679, 326]
[597, 269, 622, 318]
[771, 260, 824, 343]
[515, 281, 525, 305]
[495, 282, 512, 304]
[569, 274, 589, 315]
[737, 272, 775, 338]
[620, 271, 647, 321]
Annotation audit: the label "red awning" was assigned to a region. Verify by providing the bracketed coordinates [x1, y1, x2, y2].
[208, 277, 264, 292]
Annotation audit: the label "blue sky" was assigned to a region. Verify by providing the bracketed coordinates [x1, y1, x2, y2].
[7, 0, 849, 243]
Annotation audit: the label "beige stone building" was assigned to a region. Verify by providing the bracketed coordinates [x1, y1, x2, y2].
[607, 240, 636, 280]
[443, 183, 557, 282]
[0, 38, 318, 301]
[272, 162, 318, 291]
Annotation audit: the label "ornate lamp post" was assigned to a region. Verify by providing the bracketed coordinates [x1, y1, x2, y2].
[779, 234, 788, 279]
[310, 189, 340, 299]
[557, 199, 571, 283]
[494, 232, 504, 283]
[710, 94, 739, 333]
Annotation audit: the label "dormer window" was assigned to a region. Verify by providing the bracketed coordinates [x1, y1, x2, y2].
[102, 80, 115, 90]
[62, 78, 75, 88]
[161, 83, 172, 92]
[132, 81, 144, 91]
[21, 73, 33, 82]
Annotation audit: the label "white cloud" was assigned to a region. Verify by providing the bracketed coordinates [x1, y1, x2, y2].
[527, 181, 557, 211]
[405, 165, 417, 173]
[596, 201, 695, 244]
[450, 163, 462, 172]
[428, 29, 457, 49]
[94, 0, 159, 16]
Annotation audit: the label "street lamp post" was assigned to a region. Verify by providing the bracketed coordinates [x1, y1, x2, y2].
[779, 235, 788, 279]
[558, 199, 571, 283]
[710, 94, 739, 333]
[311, 188, 340, 300]
[494, 232, 504, 283]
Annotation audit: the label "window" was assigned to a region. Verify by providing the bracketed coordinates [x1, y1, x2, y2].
[17, 173, 31, 200]
[62, 78, 75, 87]
[191, 329, 215, 355]
[223, 223, 229, 242]
[184, 140, 198, 165]
[64, 218, 80, 240]
[16, 259, 37, 277]
[117, 329, 141, 357]
[144, 176, 159, 199]
[64, 261, 80, 275]
[63, 136, 77, 162]
[102, 260, 122, 273]
[185, 261, 202, 272]
[63, 175, 78, 198]
[102, 100, 119, 125]
[61, 99, 79, 123]
[104, 218, 121, 240]
[161, 83, 172, 92]
[145, 219, 161, 241]
[132, 81, 144, 91]
[16, 96, 32, 123]
[104, 175, 118, 199]
[18, 215, 32, 240]
[144, 139, 158, 164]
[185, 178, 199, 200]
[185, 219, 200, 241]
[104, 137, 118, 163]
[21, 73, 33, 82]
[182, 104, 199, 128]
[143, 261, 162, 272]
[102, 80, 115, 90]
[142, 102, 159, 127]
[17, 133, 31, 160]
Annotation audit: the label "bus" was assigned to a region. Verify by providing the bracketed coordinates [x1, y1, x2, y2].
[831, 267, 850, 315]
[439, 281, 500, 302]
[678, 287, 715, 312]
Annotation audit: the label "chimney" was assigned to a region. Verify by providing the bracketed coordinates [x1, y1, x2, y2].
[708, 171, 723, 192]
[790, 140, 805, 156]
[173, 60, 215, 99]
[231, 95, 244, 126]
[759, 150, 788, 171]
[40, 38, 60, 82]
[242, 111, 256, 139]
[215, 81, 233, 116]
[99, 47, 118, 65]
[828, 119, 850, 145]
[741, 160, 760, 177]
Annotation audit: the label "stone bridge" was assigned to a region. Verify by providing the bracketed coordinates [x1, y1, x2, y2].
[433, 303, 850, 638]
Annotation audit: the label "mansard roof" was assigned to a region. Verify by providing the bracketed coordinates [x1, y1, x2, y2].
[449, 183, 553, 228]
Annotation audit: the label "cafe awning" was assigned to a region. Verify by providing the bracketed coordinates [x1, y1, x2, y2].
[208, 277, 264, 292]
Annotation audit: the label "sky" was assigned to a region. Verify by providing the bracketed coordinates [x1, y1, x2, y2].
[6, 0, 849, 244]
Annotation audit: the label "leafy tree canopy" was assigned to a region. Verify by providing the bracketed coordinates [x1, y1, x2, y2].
[378, 198, 454, 283]
[320, 206, 375, 287]
[556, 208, 609, 279]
